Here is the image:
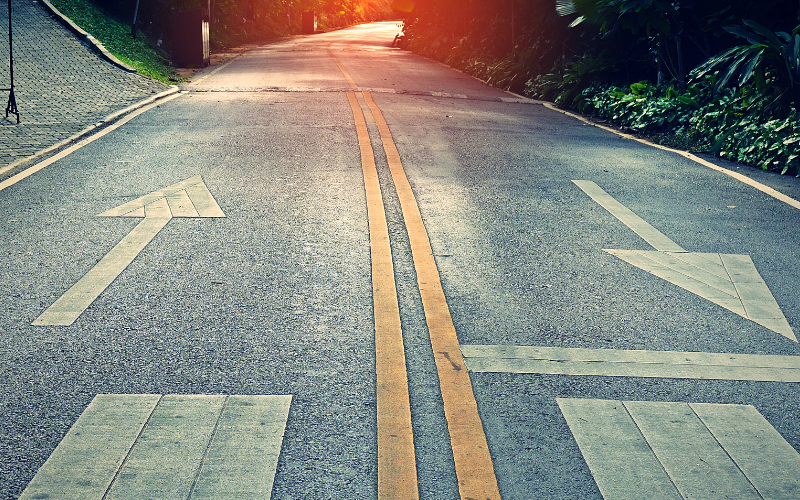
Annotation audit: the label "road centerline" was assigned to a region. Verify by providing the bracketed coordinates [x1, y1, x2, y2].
[345, 90, 419, 500]
[331, 48, 500, 499]
[361, 92, 502, 500]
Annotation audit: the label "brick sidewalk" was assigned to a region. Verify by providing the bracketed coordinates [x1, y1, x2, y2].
[0, 0, 170, 169]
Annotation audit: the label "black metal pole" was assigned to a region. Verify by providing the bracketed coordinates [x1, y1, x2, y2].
[5, 0, 19, 123]
[131, 0, 140, 37]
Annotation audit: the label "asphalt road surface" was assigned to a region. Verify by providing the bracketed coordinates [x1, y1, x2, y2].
[3, 22, 800, 500]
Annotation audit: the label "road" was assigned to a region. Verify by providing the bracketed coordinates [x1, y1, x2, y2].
[3, 21, 800, 500]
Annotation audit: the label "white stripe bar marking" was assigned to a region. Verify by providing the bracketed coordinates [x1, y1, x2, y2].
[573, 180, 685, 252]
[461, 345, 800, 382]
[19, 394, 292, 500]
[559, 399, 800, 500]
[557, 398, 683, 500]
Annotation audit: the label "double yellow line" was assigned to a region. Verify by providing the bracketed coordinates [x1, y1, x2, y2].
[329, 50, 501, 500]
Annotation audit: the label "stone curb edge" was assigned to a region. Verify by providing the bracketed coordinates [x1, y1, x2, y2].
[0, 86, 181, 177]
[540, 101, 800, 211]
[38, 0, 137, 73]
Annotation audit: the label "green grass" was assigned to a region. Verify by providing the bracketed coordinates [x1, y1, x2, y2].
[48, 0, 180, 83]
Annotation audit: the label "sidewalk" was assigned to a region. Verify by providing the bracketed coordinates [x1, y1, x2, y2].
[0, 0, 170, 173]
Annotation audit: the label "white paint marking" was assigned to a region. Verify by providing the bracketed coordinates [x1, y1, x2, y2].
[691, 403, 800, 499]
[19, 395, 162, 500]
[34, 176, 224, 326]
[32, 217, 171, 326]
[559, 399, 800, 500]
[20, 395, 292, 500]
[557, 398, 682, 500]
[461, 345, 800, 382]
[626, 401, 762, 499]
[575, 180, 794, 340]
[573, 180, 685, 252]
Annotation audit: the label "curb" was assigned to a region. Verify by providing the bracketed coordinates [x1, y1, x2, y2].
[0, 86, 181, 178]
[39, 0, 137, 73]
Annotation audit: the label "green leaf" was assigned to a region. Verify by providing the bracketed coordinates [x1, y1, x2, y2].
[738, 48, 764, 86]
[743, 20, 785, 49]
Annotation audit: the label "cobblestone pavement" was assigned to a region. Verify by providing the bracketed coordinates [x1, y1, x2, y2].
[0, 0, 169, 169]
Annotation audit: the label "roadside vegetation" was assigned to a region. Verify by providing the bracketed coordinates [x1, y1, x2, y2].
[49, 0, 179, 82]
[400, 0, 800, 176]
[48, 0, 394, 83]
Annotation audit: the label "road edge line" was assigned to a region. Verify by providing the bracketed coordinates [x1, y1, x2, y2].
[542, 102, 800, 211]
[0, 90, 183, 193]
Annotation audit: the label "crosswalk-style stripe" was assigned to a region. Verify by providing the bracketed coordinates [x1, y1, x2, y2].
[558, 399, 800, 500]
[461, 344, 800, 382]
[20, 394, 291, 500]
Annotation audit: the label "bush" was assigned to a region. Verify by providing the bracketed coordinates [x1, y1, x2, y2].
[575, 79, 800, 175]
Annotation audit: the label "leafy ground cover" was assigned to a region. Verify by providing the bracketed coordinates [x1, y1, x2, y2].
[401, 1, 800, 176]
[574, 81, 800, 175]
[49, 0, 179, 83]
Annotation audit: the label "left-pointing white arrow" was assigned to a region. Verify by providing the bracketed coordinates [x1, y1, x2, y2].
[33, 176, 225, 326]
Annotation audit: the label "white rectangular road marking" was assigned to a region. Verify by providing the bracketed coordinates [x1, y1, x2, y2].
[191, 395, 292, 499]
[20, 394, 292, 500]
[559, 399, 800, 500]
[461, 345, 800, 382]
[573, 180, 686, 252]
[19, 395, 161, 500]
[106, 395, 228, 500]
[691, 403, 800, 499]
[556, 398, 682, 500]
[625, 401, 762, 499]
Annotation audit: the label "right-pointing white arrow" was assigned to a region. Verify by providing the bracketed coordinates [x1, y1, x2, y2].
[574, 180, 795, 342]
[606, 249, 795, 341]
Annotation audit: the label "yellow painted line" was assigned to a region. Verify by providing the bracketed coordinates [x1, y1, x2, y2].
[327, 49, 359, 88]
[0, 93, 183, 194]
[345, 91, 419, 500]
[332, 49, 499, 498]
[545, 102, 800, 211]
[362, 92, 501, 500]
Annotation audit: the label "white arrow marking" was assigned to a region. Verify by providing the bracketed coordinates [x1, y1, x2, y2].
[574, 180, 795, 341]
[33, 176, 224, 326]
